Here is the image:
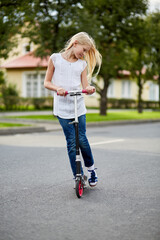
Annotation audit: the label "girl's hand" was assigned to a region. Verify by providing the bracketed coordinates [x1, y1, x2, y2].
[57, 87, 67, 96]
[86, 86, 95, 95]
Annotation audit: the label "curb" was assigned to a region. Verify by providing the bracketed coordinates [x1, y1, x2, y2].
[86, 119, 160, 127]
[0, 126, 46, 135]
[0, 119, 160, 135]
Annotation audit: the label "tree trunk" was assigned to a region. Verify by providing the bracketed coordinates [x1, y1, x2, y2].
[100, 81, 108, 116]
[137, 74, 143, 113]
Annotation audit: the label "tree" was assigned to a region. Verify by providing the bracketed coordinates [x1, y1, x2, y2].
[80, 0, 148, 115]
[21, 0, 148, 115]
[145, 12, 160, 107]
[0, 0, 29, 59]
[1, 0, 149, 114]
[22, 0, 83, 58]
[121, 16, 150, 113]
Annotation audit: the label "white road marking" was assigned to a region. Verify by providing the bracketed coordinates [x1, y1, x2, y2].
[90, 139, 125, 146]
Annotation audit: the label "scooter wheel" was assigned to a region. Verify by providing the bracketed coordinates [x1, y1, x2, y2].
[75, 178, 83, 198]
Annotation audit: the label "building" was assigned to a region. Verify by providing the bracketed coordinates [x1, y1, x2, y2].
[0, 37, 159, 108]
[1, 52, 50, 98]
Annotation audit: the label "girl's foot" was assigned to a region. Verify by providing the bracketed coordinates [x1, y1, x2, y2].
[88, 169, 98, 187]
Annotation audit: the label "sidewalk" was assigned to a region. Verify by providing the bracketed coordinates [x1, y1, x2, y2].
[0, 109, 99, 117]
[0, 110, 160, 135]
[0, 108, 153, 117]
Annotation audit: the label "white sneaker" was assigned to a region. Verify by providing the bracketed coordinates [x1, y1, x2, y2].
[88, 169, 98, 187]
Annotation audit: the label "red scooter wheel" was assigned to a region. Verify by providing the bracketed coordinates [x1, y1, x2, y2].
[75, 178, 83, 198]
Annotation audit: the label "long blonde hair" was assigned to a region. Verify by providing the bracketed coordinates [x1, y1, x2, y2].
[61, 32, 102, 80]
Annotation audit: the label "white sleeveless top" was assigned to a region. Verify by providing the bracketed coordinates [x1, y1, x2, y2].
[50, 53, 87, 119]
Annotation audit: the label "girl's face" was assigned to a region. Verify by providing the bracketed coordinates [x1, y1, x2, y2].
[73, 42, 90, 59]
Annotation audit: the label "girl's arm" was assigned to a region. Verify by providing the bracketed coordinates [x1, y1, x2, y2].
[44, 58, 66, 96]
[81, 67, 95, 94]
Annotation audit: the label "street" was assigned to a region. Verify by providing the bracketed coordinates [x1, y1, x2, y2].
[0, 123, 160, 240]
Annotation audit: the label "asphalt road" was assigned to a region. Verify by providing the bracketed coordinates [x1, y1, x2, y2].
[0, 123, 160, 240]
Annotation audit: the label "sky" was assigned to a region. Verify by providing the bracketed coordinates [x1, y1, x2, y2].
[148, 0, 160, 12]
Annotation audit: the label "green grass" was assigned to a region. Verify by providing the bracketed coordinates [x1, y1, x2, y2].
[2, 111, 160, 122]
[86, 111, 160, 122]
[5, 115, 56, 121]
[0, 122, 30, 128]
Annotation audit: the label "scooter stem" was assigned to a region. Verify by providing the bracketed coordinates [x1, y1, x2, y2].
[74, 95, 78, 123]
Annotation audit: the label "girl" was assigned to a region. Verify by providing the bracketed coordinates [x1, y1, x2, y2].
[44, 32, 102, 187]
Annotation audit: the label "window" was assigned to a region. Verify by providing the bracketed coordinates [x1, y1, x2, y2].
[40, 74, 46, 97]
[149, 82, 159, 101]
[108, 80, 114, 98]
[23, 72, 51, 97]
[122, 80, 131, 98]
[22, 43, 32, 54]
[26, 81, 32, 97]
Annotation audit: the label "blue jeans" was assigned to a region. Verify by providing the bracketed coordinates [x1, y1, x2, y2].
[57, 114, 94, 177]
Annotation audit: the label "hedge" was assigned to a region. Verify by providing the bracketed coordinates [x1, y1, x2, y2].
[0, 96, 159, 110]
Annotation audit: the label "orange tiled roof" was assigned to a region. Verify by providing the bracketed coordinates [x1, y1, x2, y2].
[1, 52, 49, 69]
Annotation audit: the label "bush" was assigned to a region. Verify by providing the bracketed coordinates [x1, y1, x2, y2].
[0, 96, 53, 111]
[107, 98, 159, 109]
[108, 98, 136, 109]
[1, 83, 19, 110]
[31, 97, 53, 110]
[0, 71, 5, 85]
[32, 97, 46, 109]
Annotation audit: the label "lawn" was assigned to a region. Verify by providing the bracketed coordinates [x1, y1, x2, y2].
[86, 111, 160, 122]
[5, 115, 56, 121]
[0, 122, 30, 128]
[2, 111, 160, 122]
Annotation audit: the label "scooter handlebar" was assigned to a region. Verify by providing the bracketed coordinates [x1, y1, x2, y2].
[57, 89, 88, 96]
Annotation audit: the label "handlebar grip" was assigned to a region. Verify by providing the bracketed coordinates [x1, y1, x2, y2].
[57, 91, 68, 96]
[82, 89, 88, 94]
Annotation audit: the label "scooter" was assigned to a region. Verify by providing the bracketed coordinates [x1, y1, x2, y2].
[58, 89, 88, 198]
